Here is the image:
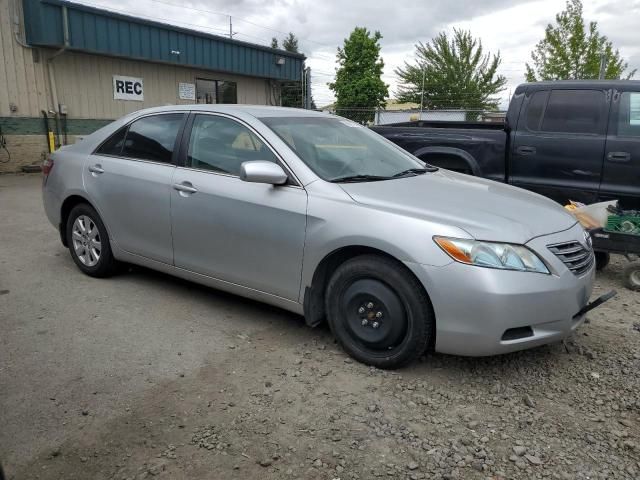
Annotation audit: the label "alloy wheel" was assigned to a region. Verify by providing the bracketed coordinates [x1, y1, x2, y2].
[71, 215, 101, 267]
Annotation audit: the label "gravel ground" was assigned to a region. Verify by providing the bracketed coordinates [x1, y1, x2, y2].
[1, 174, 639, 480]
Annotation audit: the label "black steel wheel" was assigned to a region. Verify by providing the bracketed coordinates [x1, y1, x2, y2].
[326, 254, 434, 368]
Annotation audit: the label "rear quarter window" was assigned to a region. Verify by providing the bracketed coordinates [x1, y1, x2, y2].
[95, 126, 127, 156]
[121, 114, 185, 163]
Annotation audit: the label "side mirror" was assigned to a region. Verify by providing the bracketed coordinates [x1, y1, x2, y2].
[240, 161, 288, 185]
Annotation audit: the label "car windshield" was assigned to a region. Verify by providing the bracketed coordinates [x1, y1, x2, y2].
[260, 116, 430, 182]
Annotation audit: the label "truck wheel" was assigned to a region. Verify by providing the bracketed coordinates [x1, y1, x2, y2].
[623, 261, 640, 291]
[595, 251, 610, 271]
[325, 254, 434, 369]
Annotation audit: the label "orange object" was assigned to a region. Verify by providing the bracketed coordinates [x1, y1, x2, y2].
[434, 237, 472, 263]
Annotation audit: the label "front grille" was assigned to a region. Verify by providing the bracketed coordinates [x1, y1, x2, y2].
[547, 241, 594, 276]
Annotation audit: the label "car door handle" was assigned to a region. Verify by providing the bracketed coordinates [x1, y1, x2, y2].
[607, 151, 631, 162]
[172, 182, 198, 194]
[88, 164, 104, 174]
[516, 146, 536, 155]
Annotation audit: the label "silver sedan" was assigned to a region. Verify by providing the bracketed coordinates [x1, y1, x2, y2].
[42, 105, 596, 368]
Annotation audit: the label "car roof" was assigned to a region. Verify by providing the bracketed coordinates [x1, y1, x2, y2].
[125, 104, 333, 119]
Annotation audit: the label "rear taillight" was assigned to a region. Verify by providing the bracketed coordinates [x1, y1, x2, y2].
[43, 156, 54, 176]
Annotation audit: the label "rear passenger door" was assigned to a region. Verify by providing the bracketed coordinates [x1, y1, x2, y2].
[510, 89, 609, 204]
[87, 113, 185, 264]
[600, 90, 640, 208]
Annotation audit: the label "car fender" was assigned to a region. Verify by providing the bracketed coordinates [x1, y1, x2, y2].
[299, 189, 464, 305]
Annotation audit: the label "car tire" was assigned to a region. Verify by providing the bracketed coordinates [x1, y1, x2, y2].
[325, 254, 434, 369]
[66, 203, 118, 278]
[623, 261, 640, 291]
[594, 251, 610, 271]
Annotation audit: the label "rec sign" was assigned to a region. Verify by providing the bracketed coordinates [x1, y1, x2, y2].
[113, 75, 144, 101]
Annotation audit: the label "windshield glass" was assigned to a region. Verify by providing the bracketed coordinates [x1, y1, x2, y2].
[259, 116, 426, 182]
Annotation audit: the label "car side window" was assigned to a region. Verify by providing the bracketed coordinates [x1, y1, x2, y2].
[187, 114, 278, 176]
[541, 90, 607, 135]
[96, 126, 127, 156]
[121, 114, 184, 163]
[617, 92, 640, 137]
[525, 90, 548, 131]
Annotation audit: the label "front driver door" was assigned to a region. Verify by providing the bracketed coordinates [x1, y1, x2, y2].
[170, 113, 307, 301]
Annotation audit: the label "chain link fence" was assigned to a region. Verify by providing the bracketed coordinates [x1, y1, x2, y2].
[327, 108, 506, 125]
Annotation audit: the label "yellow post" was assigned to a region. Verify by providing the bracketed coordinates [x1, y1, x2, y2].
[48, 131, 55, 153]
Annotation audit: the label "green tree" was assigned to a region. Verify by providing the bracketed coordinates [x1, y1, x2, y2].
[329, 27, 388, 121]
[282, 33, 299, 53]
[270, 37, 278, 49]
[395, 29, 506, 113]
[525, 0, 635, 81]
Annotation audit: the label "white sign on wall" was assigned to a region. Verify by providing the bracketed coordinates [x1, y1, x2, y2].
[113, 75, 144, 101]
[178, 82, 196, 101]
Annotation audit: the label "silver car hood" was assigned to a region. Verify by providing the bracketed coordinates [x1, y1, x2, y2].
[339, 170, 577, 244]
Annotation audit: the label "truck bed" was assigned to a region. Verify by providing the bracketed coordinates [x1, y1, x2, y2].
[371, 122, 508, 183]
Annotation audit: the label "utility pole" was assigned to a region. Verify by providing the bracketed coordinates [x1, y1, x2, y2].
[305, 67, 312, 109]
[419, 66, 426, 117]
[301, 66, 305, 108]
[228, 16, 237, 39]
[598, 53, 607, 80]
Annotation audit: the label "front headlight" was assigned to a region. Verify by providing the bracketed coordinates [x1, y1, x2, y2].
[433, 236, 550, 274]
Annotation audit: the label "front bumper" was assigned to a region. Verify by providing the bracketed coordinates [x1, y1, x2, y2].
[406, 224, 596, 356]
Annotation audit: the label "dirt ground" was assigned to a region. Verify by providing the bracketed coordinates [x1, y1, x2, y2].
[1, 174, 639, 480]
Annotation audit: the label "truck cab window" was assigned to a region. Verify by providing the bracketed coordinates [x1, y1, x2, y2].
[525, 90, 548, 131]
[541, 90, 607, 135]
[617, 92, 640, 137]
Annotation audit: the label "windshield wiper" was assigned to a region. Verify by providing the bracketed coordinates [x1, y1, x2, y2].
[391, 166, 439, 178]
[329, 174, 392, 183]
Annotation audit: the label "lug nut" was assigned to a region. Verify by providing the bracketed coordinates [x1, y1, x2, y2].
[376, 311, 383, 318]
[358, 307, 365, 314]
[366, 302, 374, 309]
[361, 319, 368, 326]
[372, 322, 379, 329]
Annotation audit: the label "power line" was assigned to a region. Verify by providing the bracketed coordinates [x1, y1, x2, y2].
[137, 0, 337, 49]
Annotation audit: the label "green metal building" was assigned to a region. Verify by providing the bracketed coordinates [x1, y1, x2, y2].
[0, 0, 305, 171]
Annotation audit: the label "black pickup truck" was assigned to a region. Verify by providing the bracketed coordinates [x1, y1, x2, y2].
[373, 80, 640, 208]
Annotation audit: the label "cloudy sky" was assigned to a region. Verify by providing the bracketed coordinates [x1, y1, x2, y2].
[78, 0, 640, 108]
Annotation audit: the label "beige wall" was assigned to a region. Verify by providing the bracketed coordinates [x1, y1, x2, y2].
[49, 51, 276, 120]
[0, 134, 50, 171]
[0, 0, 280, 172]
[0, 0, 51, 118]
[0, 0, 276, 119]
